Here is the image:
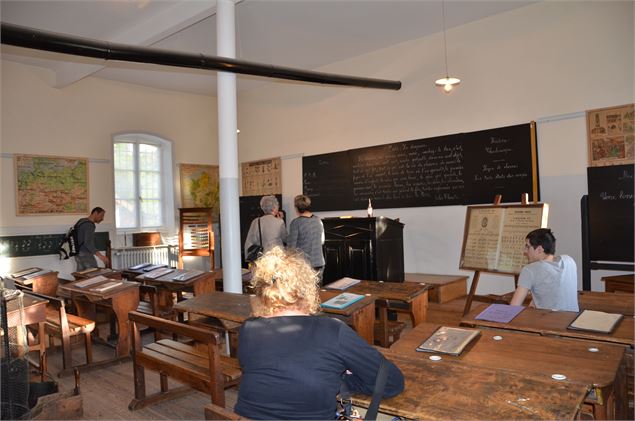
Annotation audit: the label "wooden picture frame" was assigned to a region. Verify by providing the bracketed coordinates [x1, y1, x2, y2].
[459, 203, 549, 275]
[587, 103, 634, 167]
[14, 154, 89, 215]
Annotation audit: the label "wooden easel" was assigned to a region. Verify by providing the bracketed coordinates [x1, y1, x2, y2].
[461, 193, 537, 316]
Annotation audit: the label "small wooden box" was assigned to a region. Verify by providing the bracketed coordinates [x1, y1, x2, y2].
[405, 273, 468, 304]
[601, 274, 634, 293]
[132, 232, 162, 247]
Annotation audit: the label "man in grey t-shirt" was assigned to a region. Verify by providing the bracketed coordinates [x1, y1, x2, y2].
[510, 228, 579, 312]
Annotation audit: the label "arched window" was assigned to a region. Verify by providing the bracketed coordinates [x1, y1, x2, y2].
[112, 133, 174, 231]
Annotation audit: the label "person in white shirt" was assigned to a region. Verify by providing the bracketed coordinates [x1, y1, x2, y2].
[510, 228, 579, 312]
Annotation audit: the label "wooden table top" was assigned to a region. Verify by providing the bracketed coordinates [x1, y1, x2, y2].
[461, 304, 634, 347]
[60, 277, 139, 300]
[328, 280, 430, 302]
[352, 350, 588, 420]
[6, 292, 48, 327]
[391, 322, 625, 389]
[578, 291, 634, 316]
[173, 290, 375, 321]
[405, 273, 469, 285]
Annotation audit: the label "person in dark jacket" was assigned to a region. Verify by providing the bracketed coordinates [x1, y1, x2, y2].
[74, 207, 109, 271]
[235, 247, 404, 420]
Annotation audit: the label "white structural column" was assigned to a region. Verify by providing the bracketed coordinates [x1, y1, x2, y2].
[217, 0, 242, 293]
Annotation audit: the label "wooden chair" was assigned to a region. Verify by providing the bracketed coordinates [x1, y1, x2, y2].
[128, 311, 241, 411]
[204, 403, 248, 420]
[27, 291, 95, 376]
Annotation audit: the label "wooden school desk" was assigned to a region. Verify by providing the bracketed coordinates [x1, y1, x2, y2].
[391, 322, 628, 420]
[11, 270, 59, 297]
[327, 280, 430, 346]
[60, 278, 139, 358]
[405, 273, 468, 303]
[173, 290, 376, 344]
[461, 305, 634, 348]
[578, 291, 634, 317]
[6, 292, 48, 373]
[351, 350, 588, 420]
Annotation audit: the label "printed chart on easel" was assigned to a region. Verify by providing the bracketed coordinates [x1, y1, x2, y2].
[460, 204, 549, 274]
[459, 202, 549, 315]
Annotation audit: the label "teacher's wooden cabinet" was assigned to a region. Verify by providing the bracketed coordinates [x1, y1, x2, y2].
[322, 217, 404, 283]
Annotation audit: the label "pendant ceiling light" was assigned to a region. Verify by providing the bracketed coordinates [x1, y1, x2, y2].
[435, 0, 461, 93]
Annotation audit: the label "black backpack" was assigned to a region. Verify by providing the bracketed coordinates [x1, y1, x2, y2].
[58, 220, 90, 260]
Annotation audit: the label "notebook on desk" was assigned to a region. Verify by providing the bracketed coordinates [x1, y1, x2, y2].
[321, 293, 365, 310]
[416, 326, 481, 356]
[568, 309, 624, 334]
[324, 277, 361, 290]
[474, 304, 525, 323]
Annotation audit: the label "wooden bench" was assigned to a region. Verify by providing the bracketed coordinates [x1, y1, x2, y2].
[128, 311, 241, 411]
[26, 291, 95, 376]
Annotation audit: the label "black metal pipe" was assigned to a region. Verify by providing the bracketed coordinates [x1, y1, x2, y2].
[1, 22, 401, 91]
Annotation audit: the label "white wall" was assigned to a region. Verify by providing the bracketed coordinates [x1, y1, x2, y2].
[1, 61, 218, 277]
[237, 1, 634, 293]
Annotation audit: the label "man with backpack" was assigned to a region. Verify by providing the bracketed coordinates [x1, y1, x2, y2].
[74, 207, 109, 271]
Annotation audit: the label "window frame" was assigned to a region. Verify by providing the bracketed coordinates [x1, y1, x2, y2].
[112, 133, 175, 234]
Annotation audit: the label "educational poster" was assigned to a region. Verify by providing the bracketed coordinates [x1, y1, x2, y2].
[587, 103, 634, 167]
[460, 204, 548, 274]
[15, 154, 88, 215]
[179, 163, 219, 220]
[241, 157, 281, 196]
[461, 207, 504, 270]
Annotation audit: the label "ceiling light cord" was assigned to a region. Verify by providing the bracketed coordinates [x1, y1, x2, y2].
[435, 0, 460, 93]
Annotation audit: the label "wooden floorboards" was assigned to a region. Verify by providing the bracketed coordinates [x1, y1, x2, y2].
[34, 296, 468, 420]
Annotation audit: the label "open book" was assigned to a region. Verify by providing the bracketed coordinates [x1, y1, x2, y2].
[321, 293, 365, 310]
[568, 309, 624, 334]
[324, 277, 361, 290]
[416, 326, 481, 356]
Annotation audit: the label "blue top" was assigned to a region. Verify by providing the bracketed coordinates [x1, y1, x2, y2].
[235, 315, 404, 420]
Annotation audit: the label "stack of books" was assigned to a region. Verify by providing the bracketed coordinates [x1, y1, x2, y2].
[568, 309, 624, 334]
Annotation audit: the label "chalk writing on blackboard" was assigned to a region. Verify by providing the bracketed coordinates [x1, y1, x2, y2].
[303, 123, 538, 211]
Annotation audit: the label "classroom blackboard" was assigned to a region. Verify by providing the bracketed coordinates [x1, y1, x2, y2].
[303, 123, 539, 211]
[0, 232, 110, 258]
[587, 164, 634, 262]
[239, 194, 283, 266]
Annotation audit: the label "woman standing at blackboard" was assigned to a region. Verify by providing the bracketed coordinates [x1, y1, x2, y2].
[288, 194, 325, 283]
[245, 195, 287, 259]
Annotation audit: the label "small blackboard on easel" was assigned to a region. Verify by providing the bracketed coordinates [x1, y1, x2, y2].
[459, 194, 549, 315]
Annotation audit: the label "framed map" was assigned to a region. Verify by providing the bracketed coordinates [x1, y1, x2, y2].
[179, 163, 220, 219]
[15, 154, 89, 215]
[587, 103, 634, 167]
[241, 157, 281, 196]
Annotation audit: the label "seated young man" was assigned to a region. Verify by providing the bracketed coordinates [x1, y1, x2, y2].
[510, 228, 579, 312]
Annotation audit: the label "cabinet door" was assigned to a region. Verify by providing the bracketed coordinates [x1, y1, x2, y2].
[323, 240, 346, 283]
[346, 240, 373, 280]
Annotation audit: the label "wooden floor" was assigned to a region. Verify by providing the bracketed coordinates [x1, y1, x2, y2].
[27, 296, 482, 419]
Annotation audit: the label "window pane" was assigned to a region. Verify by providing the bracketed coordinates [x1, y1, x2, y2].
[114, 170, 136, 200]
[139, 144, 160, 171]
[114, 143, 135, 170]
[139, 171, 161, 199]
[140, 199, 161, 227]
[115, 199, 137, 228]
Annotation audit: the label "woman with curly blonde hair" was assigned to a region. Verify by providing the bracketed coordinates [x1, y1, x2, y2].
[235, 247, 404, 420]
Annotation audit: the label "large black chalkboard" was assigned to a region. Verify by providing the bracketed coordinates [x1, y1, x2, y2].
[0, 232, 110, 258]
[303, 123, 538, 211]
[587, 164, 634, 262]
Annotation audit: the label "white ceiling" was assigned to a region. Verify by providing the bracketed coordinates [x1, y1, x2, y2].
[0, 0, 537, 96]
